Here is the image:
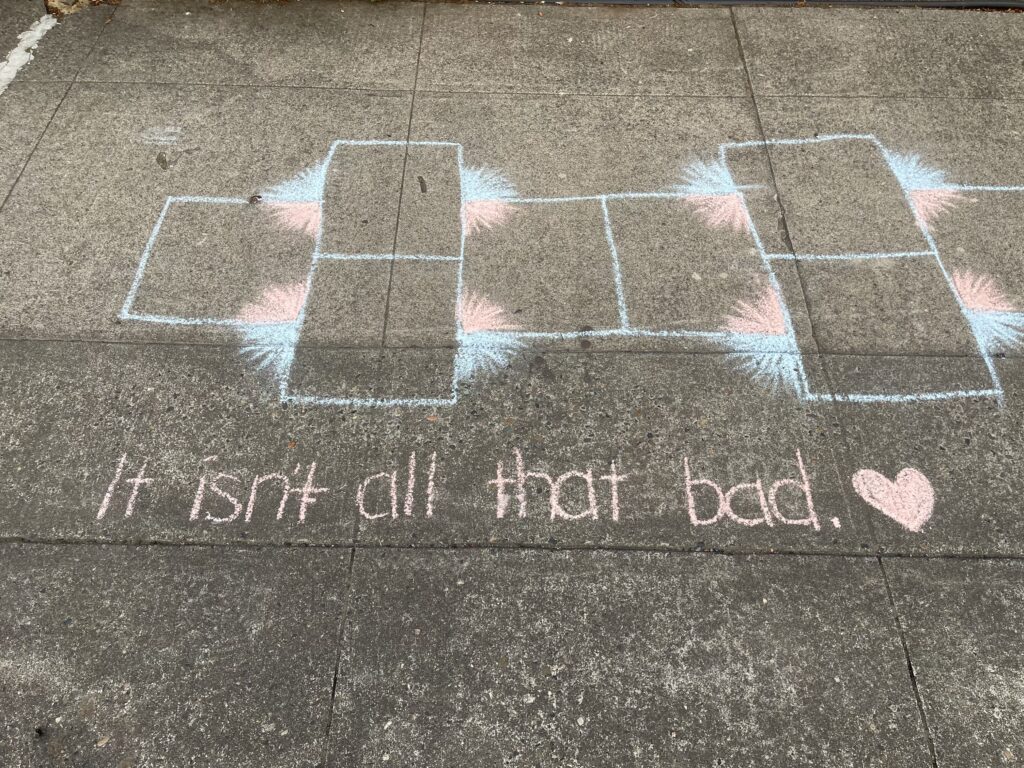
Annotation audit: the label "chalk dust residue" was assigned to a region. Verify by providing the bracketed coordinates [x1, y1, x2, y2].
[953, 270, 1015, 313]
[458, 292, 519, 333]
[684, 193, 748, 233]
[724, 285, 787, 336]
[455, 292, 523, 382]
[460, 166, 517, 237]
[237, 283, 307, 324]
[462, 199, 516, 236]
[266, 201, 322, 238]
[910, 188, 964, 228]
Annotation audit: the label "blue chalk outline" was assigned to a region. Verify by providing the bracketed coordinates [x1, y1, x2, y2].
[720, 133, 1007, 405]
[121, 134, 1021, 408]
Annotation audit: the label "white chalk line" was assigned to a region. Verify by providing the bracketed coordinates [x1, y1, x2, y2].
[0, 14, 58, 96]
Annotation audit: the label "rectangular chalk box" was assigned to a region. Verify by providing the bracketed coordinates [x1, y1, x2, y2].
[732, 137, 930, 258]
[127, 200, 312, 322]
[288, 258, 457, 402]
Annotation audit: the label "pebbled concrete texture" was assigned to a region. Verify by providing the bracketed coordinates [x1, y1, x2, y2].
[0, 81, 66, 203]
[734, 7, 1024, 98]
[0, 544, 349, 767]
[887, 558, 1024, 768]
[332, 550, 933, 767]
[3, 1, 1024, 765]
[417, 5, 747, 97]
[83, 0, 424, 90]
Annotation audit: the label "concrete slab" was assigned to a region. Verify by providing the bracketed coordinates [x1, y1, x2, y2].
[0, 81, 66, 203]
[81, 0, 423, 90]
[735, 7, 1024, 98]
[0, 0, 112, 83]
[0, 543, 348, 767]
[417, 5, 746, 96]
[409, 92, 761, 201]
[0, 82, 411, 343]
[887, 558, 1024, 768]
[330, 549, 932, 767]
[799, 258, 983, 356]
[830, 357, 1024, 555]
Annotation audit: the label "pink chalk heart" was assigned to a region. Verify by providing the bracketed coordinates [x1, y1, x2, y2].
[852, 468, 934, 533]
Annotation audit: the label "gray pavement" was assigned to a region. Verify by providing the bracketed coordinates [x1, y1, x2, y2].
[1, 0, 1024, 765]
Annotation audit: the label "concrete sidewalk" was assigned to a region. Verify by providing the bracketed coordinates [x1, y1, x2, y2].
[2, 0, 1024, 764]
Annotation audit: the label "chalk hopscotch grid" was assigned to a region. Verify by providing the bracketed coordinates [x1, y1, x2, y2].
[720, 132, 1024, 405]
[121, 134, 1024, 408]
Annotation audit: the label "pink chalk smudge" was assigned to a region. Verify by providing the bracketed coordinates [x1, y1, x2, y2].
[684, 193, 749, 233]
[462, 200, 516, 236]
[852, 468, 934, 533]
[237, 282, 307, 324]
[724, 285, 787, 336]
[267, 201, 322, 238]
[910, 188, 963, 228]
[952, 270, 1016, 312]
[458, 292, 519, 333]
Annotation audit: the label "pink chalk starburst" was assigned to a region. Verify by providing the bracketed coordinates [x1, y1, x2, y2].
[237, 282, 307, 324]
[462, 200, 516, 236]
[458, 292, 519, 333]
[953, 270, 1016, 312]
[684, 193, 749, 233]
[724, 285, 787, 336]
[910, 188, 963, 229]
[266, 201, 322, 238]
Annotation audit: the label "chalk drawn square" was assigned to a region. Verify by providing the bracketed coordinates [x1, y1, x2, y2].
[297, 259, 390, 348]
[384, 260, 459, 347]
[288, 259, 456, 404]
[737, 136, 931, 258]
[797, 257, 996, 401]
[462, 199, 622, 333]
[606, 197, 766, 332]
[127, 199, 313, 323]
[319, 143, 405, 257]
[394, 144, 463, 259]
[801, 257, 980, 356]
